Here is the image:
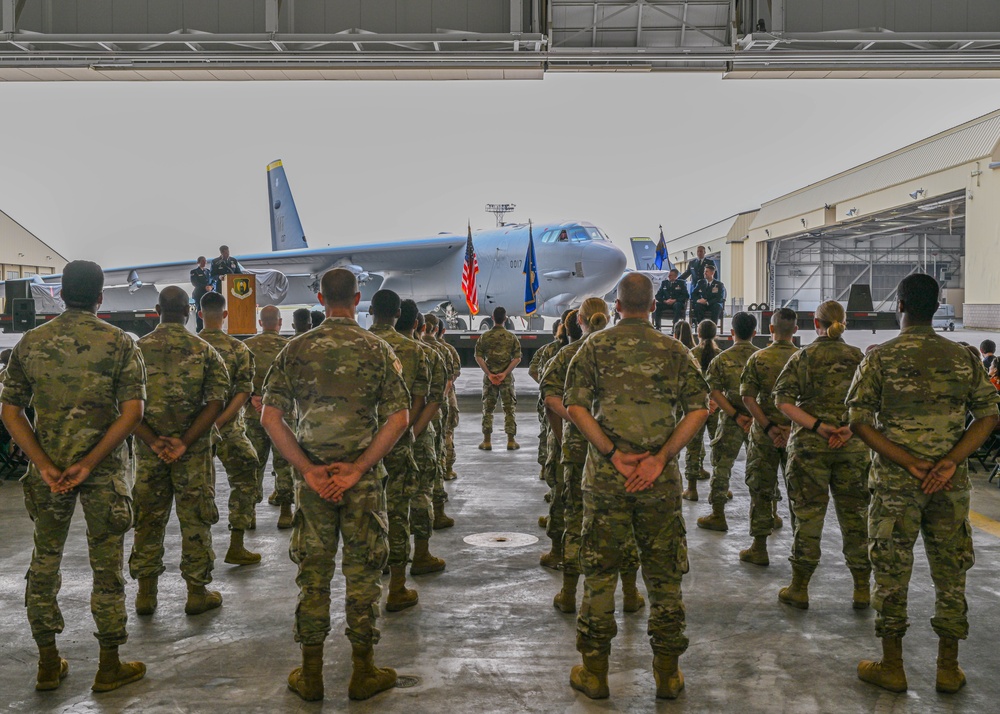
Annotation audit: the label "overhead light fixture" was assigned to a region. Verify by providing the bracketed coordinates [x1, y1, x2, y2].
[846, 208, 859, 217]
[909, 188, 926, 200]
[765, 229, 771, 237]
[801, 218, 807, 227]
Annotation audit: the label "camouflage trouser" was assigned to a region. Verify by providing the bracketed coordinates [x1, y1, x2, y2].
[214, 426, 260, 531]
[409, 426, 437, 540]
[745, 438, 788, 537]
[684, 411, 719, 480]
[578, 470, 689, 658]
[482, 375, 517, 436]
[445, 389, 459, 476]
[562, 461, 641, 578]
[536, 399, 548, 467]
[786, 447, 870, 576]
[245, 417, 294, 506]
[709, 414, 748, 507]
[546, 440, 565, 546]
[868, 471, 974, 640]
[384, 444, 420, 566]
[289, 474, 388, 647]
[130, 442, 218, 587]
[433, 415, 448, 508]
[22, 469, 132, 647]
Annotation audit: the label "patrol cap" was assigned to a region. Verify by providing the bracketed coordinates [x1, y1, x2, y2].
[61, 260, 104, 306]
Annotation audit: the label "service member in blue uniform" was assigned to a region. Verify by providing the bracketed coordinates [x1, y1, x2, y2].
[653, 269, 689, 330]
[189, 256, 214, 332]
[691, 263, 726, 325]
[210, 245, 244, 285]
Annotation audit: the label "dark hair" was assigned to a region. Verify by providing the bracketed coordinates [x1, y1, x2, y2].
[672, 320, 694, 349]
[320, 268, 358, 306]
[698, 319, 718, 372]
[371, 289, 401, 320]
[310, 310, 324, 328]
[437, 322, 445, 337]
[772, 307, 797, 337]
[564, 310, 583, 342]
[292, 308, 312, 332]
[493, 306, 507, 324]
[219, 245, 229, 252]
[397, 299, 419, 332]
[199, 291, 226, 313]
[897, 273, 939, 321]
[731, 311, 757, 341]
[61, 260, 104, 308]
[981, 340, 996, 355]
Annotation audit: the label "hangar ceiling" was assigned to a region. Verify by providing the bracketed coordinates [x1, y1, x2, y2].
[2, 1, 1000, 80]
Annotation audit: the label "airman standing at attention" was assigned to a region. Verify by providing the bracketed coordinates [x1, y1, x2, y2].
[243, 305, 293, 529]
[262, 269, 409, 703]
[475, 306, 522, 451]
[129, 286, 229, 617]
[435, 320, 463, 481]
[422, 313, 457, 530]
[529, 320, 567, 526]
[1, 260, 147, 693]
[564, 274, 709, 701]
[738, 308, 798, 567]
[847, 274, 999, 695]
[683, 320, 720, 495]
[198, 291, 262, 566]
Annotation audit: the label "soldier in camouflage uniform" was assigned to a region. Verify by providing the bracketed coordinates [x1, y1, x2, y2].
[847, 274, 999, 695]
[243, 306, 294, 528]
[198, 291, 262, 565]
[772, 301, 870, 611]
[435, 320, 462, 481]
[696, 312, 759, 531]
[529, 321, 565, 511]
[542, 299, 644, 615]
[262, 269, 410, 702]
[738, 308, 798, 567]
[475, 306, 522, 450]
[564, 274, 709, 701]
[0, 260, 147, 693]
[683, 321, 720, 492]
[130, 286, 229, 617]
[423, 314, 457, 528]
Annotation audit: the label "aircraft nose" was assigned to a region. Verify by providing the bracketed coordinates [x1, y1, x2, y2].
[581, 241, 627, 290]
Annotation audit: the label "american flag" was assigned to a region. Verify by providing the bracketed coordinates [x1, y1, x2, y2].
[461, 222, 480, 315]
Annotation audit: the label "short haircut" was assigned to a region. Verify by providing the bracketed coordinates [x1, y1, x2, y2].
[618, 272, 654, 313]
[424, 313, 439, 330]
[668, 268, 678, 276]
[219, 245, 229, 252]
[292, 308, 312, 332]
[415, 312, 425, 330]
[897, 273, 940, 321]
[981, 340, 996, 354]
[396, 299, 419, 332]
[564, 309, 583, 342]
[259, 305, 281, 329]
[320, 268, 358, 307]
[437, 322, 445, 337]
[197, 255, 206, 263]
[771, 307, 797, 337]
[492, 306, 507, 324]
[61, 260, 105, 308]
[731, 311, 757, 341]
[199, 290, 226, 314]
[704, 263, 716, 273]
[158, 285, 190, 317]
[310, 310, 324, 328]
[371, 289, 401, 320]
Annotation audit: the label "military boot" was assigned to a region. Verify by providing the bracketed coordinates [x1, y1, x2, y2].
[478, 433, 492, 451]
[268, 490, 278, 506]
[225, 529, 262, 565]
[410, 538, 446, 575]
[621, 570, 646, 613]
[696, 503, 728, 532]
[851, 568, 871, 610]
[936, 637, 966, 694]
[507, 436, 520, 450]
[553, 573, 579, 613]
[778, 565, 811, 610]
[540, 541, 563, 570]
[681, 479, 698, 502]
[288, 643, 324, 701]
[538, 515, 549, 529]
[386, 565, 419, 612]
[445, 470, 458, 481]
[858, 637, 907, 693]
[185, 583, 223, 615]
[277, 503, 294, 530]
[135, 576, 158, 616]
[91, 646, 146, 693]
[35, 644, 69, 691]
[432, 501, 454, 530]
[698, 468, 711, 481]
[347, 643, 397, 700]
[653, 654, 685, 700]
[570, 653, 610, 699]
[739, 536, 770, 567]
[772, 502, 783, 529]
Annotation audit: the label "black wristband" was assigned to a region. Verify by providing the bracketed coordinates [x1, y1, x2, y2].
[604, 445, 617, 460]
[811, 418, 823, 433]
[763, 422, 776, 435]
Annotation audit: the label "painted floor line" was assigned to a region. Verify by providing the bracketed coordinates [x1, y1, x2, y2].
[969, 510, 1000, 538]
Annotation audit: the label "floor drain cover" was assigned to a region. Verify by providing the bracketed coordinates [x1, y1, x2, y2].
[394, 675, 421, 689]
[463, 532, 539, 548]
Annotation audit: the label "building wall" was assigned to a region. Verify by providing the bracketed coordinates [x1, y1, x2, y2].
[0, 211, 67, 279]
[962, 155, 1000, 327]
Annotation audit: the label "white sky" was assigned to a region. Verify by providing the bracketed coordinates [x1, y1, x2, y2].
[1, 72, 999, 269]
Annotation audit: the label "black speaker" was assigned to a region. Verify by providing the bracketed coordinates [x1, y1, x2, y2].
[846, 284, 875, 312]
[11, 298, 35, 333]
[5, 279, 30, 312]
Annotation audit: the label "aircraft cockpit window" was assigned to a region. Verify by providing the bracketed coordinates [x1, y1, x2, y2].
[568, 227, 593, 242]
[540, 229, 558, 243]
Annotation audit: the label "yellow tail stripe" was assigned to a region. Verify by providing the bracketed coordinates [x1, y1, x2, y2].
[267, 159, 283, 171]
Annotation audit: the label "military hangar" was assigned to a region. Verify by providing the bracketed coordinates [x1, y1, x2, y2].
[667, 209, 757, 301]
[0, 209, 65, 282]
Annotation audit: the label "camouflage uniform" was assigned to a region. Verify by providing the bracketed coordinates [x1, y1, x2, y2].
[423, 335, 453, 512]
[410, 341, 447, 542]
[438, 337, 462, 477]
[684, 344, 719, 481]
[475, 325, 521, 436]
[846, 326, 999, 640]
[263, 316, 409, 647]
[200, 329, 260, 532]
[130, 323, 229, 586]
[565, 318, 709, 658]
[773, 336, 869, 577]
[705, 342, 759, 506]
[530, 339, 563, 469]
[243, 330, 293, 506]
[740, 341, 798, 537]
[1, 309, 146, 648]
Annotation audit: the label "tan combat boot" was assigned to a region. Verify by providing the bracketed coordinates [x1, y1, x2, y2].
[507, 436, 520, 450]
[386, 565, 419, 612]
[936, 637, 966, 694]
[277, 503, 294, 530]
[478, 432, 492, 451]
[538, 515, 549, 529]
[739, 536, 770, 567]
[858, 636, 907, 693]
[225, 529, 261, 565]
[348, 643, 397, 700]
[570, 653, 610, 699]
[851, 568, 871, 610]
[778, 565, 811, 610]
[135, 576, 158, 616]
[91, 646, 146, 693]
[35, 644, 69, 691]
[681, 479, 698, 502]
[621, 570, 646, 613]
[540, 541, 563, 570]
[696, 503, 728, 532]
[185, 583, 223, 615]
[287, 643, 324, 701]
[432, 501, 454, 530]
[268, 490, 278, 506]
[653, 654, 685, 699]
[772, 502, 783, 529]
[553, 573, 579, 613]
[699, 468, 711, 481]
[410, 538, 446, 575]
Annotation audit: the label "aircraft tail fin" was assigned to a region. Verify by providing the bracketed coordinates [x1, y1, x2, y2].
[267, 160, 308, 251]
[629, 237, 658, 270]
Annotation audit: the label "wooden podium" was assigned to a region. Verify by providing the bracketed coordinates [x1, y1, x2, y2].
[222, 274, 257, 335]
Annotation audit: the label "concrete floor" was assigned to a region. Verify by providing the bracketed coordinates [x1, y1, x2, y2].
[3, 366, 1000, 713]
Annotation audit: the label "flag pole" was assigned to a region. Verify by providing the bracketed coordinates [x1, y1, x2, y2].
[468, 220, 473, 331]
